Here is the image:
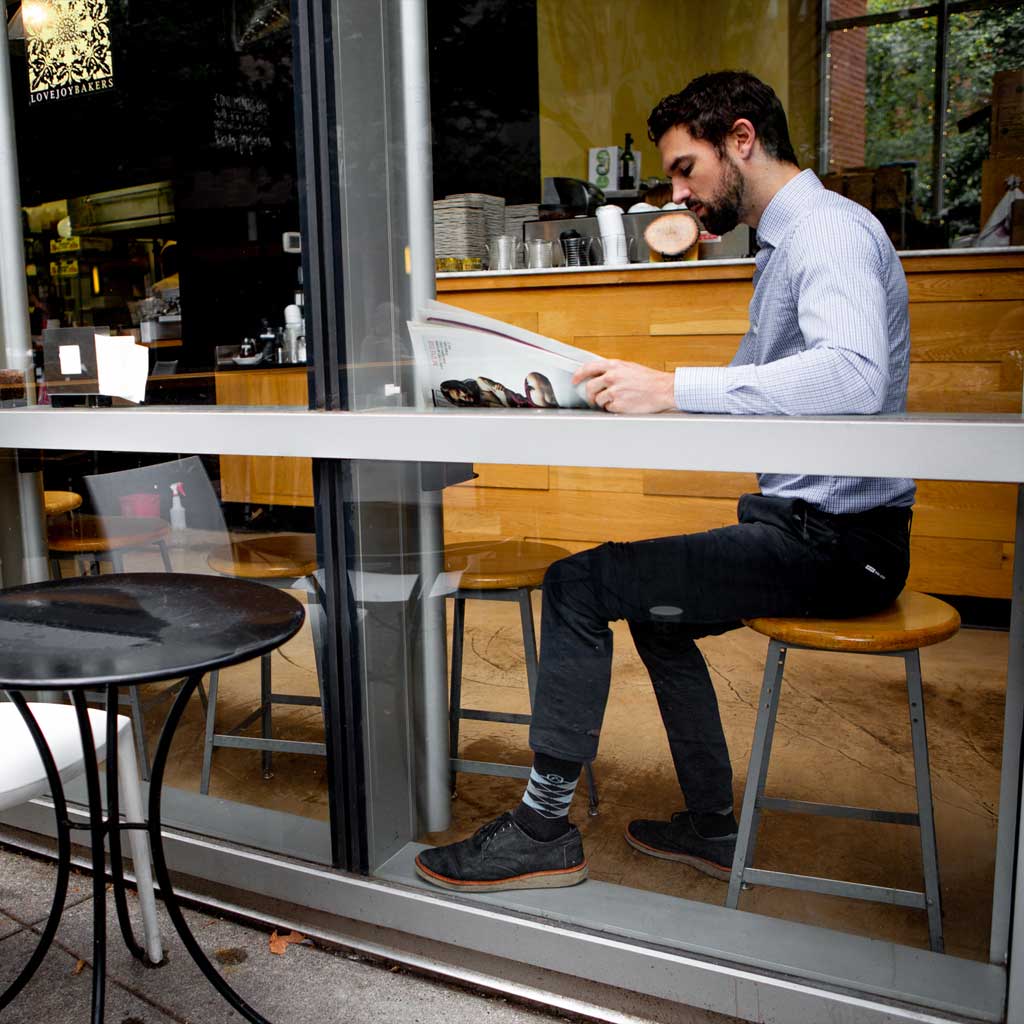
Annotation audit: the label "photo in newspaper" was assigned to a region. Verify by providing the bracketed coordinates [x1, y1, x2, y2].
[408, 301, 600, 410]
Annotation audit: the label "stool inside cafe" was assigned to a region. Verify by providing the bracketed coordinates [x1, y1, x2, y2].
[1, 2, 1024, 1023]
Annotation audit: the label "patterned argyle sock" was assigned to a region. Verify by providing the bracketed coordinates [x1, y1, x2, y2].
[513, 753, 582, 841]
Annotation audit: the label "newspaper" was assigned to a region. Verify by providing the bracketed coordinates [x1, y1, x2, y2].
[408, 299, 599, 409]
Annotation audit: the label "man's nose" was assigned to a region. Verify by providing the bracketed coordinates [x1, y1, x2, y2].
[672, 181, 690, 204]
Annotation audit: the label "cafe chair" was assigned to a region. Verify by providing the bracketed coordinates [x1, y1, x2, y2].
[0, 703, 163, 976]
[727, 590, 960, 953]
[60, 457, 223, 779]
[200, 533, 326, 794]
[445, 539, 599, 816]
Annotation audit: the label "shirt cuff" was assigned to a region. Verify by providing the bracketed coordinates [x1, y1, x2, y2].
[673, 366, 733, 412]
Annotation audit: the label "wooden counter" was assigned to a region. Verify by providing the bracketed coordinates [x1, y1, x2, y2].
[436, 253, 1024, 599]
[215, 367, 313, 506]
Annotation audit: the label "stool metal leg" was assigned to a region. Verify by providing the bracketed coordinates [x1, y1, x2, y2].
[906, 650, 944, 953]
[157, 538, 172, 572]
[200, 670, 220, 794]
[727, 639, 787, 909]
[518, 589, 539, 707]
[260, 653, 273, 778]
[448, 597, 467, 793]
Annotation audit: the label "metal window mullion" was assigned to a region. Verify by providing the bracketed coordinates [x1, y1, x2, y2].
[931, 1, 951, 219]
[818, 0, 831, 176]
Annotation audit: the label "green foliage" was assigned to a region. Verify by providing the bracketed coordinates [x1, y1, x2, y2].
[859, 2, 1024, 233]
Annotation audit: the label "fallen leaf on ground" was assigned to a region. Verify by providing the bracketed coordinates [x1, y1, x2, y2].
[268, 929, 305, 955]
[72, 959, 86, 975]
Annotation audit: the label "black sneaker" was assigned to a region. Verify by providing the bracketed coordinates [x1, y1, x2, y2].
[415, 812, 588, 893]
[625, 811, 738, 880]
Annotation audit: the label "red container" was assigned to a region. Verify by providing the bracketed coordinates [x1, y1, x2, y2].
[119, 493, 161, 518]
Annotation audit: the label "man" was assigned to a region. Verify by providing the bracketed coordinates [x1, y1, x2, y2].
[415, 70, 915, 893]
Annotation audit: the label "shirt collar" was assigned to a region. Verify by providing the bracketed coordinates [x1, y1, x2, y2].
[755, 168, 822, 249]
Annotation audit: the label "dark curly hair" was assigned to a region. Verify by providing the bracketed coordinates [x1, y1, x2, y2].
[648, 71, 798, 166]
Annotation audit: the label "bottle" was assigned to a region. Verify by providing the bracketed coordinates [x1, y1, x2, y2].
[168, 482, 187, 542]
[618, 132, 636, 191]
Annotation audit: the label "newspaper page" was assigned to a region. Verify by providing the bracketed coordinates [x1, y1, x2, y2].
[409, 301, 601, 410]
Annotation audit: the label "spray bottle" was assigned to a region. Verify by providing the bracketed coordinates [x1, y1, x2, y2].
[169, 482, 187, 541]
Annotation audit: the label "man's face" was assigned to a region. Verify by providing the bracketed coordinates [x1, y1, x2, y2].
[657, 124, 747, 236]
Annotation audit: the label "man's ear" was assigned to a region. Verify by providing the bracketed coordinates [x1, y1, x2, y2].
[728, 118, 757, 161]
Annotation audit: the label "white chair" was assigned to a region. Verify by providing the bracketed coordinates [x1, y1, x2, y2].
[0, 703, 163, 965]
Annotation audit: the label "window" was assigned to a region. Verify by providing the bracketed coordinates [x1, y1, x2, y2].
[823, 1, 1024, 248]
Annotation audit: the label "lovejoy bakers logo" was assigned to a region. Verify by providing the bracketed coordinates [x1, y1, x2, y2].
[23, 0, 114, 105]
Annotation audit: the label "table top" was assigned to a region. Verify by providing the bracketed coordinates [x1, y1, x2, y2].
[0, 573, 305, 689]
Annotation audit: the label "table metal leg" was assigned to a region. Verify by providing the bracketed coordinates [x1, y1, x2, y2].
[101, 686, 149, 963]
[0, 695, 72, 1012]
[147, 671, 273, 1024]
[70, 690, 109, 1024]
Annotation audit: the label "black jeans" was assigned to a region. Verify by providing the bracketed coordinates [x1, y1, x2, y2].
[528, 494, 912, 813]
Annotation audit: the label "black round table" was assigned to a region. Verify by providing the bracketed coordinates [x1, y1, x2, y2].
[0, 573, 305, 1024]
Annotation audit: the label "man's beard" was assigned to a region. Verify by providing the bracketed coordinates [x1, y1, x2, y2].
[694, 155, 745, 236]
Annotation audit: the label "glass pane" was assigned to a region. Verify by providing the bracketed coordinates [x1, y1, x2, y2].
[9, 2, 310, 412]
[945, 5, 1024, 243]
[350, 453, 1009, 972]
[826, 14, 938, 245]
[1, 447, 330, 862]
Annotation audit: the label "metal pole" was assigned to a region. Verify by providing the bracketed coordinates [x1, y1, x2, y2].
[817, 0, 831, 176]
[931, 1, 950, 220]
[399, 0, 450, 833]
[0, 25, 47, 587]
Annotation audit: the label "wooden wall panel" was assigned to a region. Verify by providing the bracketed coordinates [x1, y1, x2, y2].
[644, 471, 758, 499]
[908, 301, 1024, 360]
[465, 465, 549, 490]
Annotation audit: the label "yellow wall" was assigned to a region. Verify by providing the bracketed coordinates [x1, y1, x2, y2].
[536, 0, 819, 184]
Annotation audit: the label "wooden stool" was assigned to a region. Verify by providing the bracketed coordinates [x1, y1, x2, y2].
[43, 490, 82, 517]
[446, 539, 599, 816]
[201, 533, 325, 795]
[727, 591, 960, 953]
[47, 515, 172, 577]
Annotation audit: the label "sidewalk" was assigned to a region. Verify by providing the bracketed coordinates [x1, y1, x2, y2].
[0, 843, 578, 1023]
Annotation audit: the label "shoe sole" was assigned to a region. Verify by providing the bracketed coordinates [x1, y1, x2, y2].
[414, 856, 589, 893]
[623, 828, 732, 881]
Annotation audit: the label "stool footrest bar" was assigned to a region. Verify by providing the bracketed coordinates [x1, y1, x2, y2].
[212, 735, 327, 755]
[758, 796, 920, 826]
[267, 694, 320, 707]
[742, 868, 928, 908]
[452, 758, 531, 779]
[457, 709, 532, 726]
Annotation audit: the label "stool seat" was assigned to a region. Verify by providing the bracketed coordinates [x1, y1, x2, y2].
[743, 591, 960, 653]
[445, 540, 570, 590]
[207, 533, 317, 580]
[48, 515, 170, 553]
[43, 490, 82, 516]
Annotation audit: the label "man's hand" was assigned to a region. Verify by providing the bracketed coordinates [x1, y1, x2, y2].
[573, 359, 677, 414]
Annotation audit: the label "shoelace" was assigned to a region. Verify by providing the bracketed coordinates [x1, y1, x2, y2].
[472, 812, 514, 848]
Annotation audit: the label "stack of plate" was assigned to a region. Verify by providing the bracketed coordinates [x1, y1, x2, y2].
[504, 203, 540, 241]
[433, 193, 505, 261]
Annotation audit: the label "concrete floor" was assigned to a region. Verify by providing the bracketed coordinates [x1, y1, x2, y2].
[0, 845, 601, 1024]
[120, 579, 1007, 965]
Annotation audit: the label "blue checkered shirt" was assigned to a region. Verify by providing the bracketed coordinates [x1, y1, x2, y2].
[674, 169, 915, 514]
